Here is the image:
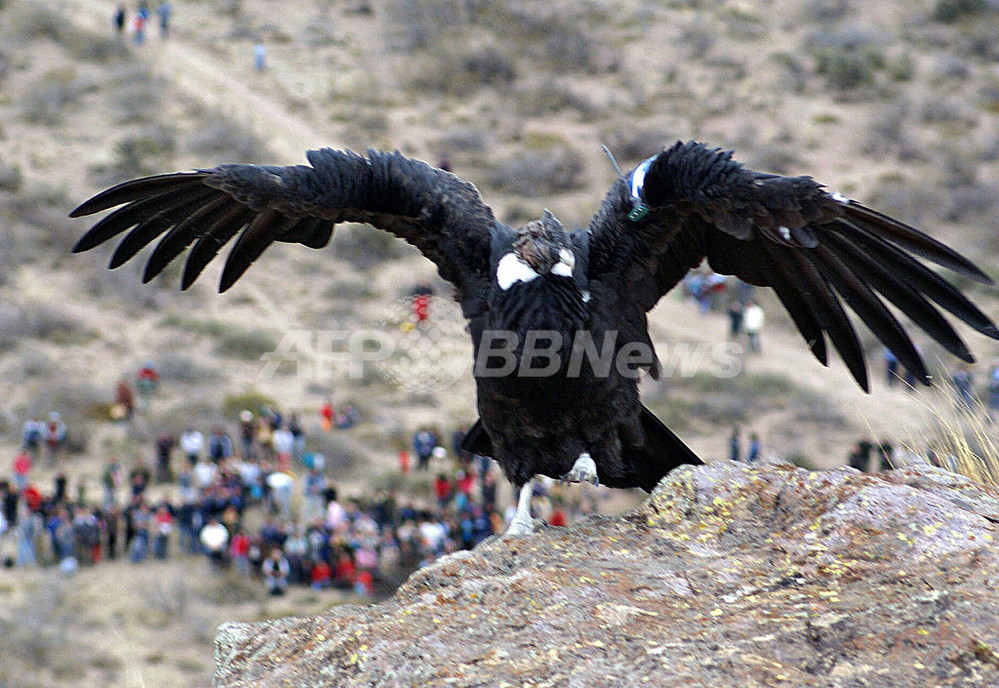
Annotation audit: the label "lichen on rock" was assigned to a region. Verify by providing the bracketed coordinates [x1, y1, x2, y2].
[214, 462, 999, 687]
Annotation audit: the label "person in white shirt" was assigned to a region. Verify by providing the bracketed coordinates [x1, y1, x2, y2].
[180, 428, 204, 467]
[742, 300, 764, 353]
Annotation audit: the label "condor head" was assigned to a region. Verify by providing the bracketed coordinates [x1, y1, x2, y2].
[494, 210, 576, 292]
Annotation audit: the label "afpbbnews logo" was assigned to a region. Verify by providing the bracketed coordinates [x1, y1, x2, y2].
[472, 330, 743, 379]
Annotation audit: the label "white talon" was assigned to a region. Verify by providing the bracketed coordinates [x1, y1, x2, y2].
[560, 452, 599, 486]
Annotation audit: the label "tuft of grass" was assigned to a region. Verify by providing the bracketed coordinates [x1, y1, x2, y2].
[331, 222, 413, 270]
[0, 157, 23, 191]
[515, 78, 599, 119]
[898, 377, 999, 488]
[159, 313, 230, 338]
[814, 45, 885, 91]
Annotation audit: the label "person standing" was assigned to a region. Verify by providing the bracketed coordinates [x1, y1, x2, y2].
[728, 426, 741, 462]
[988, 362, 999, 420]
[742, 300, 764, 353]
[113, 5, 126, 37]
[155, 431, 175, 482]
[156, 2, 171, 38]
[180, 427, 203, 467]
[135, 361, 160, 411]
[12, 449, 31, 492]
[44, 412, 66, 465]
[726, 300, 743, 341]
[115, 378, 135, 420]
[747, 433, 761, 463]
[102, 458, 122, 508]
[153, 504, 173, 559]
[262, 548, 290, 595]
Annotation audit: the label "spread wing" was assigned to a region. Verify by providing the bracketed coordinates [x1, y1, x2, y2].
[70, 149, 495, 301]
[588, 140, 998, 391]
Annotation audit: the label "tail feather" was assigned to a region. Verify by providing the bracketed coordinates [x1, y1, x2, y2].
[460, 419, 494, 457]
[626, 405, 703, 492]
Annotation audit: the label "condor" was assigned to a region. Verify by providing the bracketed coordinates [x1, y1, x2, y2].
[71, 140, 998, 535]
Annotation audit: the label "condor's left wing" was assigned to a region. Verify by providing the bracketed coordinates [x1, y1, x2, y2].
[586, 140, 997, 391]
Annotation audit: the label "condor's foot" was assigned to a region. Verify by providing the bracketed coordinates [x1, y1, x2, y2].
[504, 481, 542, 537]
[559, 452, 599, 487]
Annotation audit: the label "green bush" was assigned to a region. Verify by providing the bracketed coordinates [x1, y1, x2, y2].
[214, 328, 280, 360]
[933, 0, 988, 22]
[814, 45, 885, 91]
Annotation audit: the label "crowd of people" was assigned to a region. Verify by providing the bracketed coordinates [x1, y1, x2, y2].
[114, 2, 171, 44]
[2, 393, 596, 598]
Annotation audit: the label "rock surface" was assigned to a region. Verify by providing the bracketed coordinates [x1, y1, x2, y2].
[213, 462, 999, 687]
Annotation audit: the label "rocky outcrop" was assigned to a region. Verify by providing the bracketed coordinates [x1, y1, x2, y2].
[213, 462, 999, 687]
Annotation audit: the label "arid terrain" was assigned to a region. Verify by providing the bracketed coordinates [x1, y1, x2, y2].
[3, 0, 999, 685]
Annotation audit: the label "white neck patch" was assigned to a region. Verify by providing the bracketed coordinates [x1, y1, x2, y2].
[550, 248, 575, 277]
[497, 252, 540, 290]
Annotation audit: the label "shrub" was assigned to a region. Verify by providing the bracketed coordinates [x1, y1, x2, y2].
[411, 45, 516, 97]
[156, 352, 220, 383]
[22, 68, 86, 125]
[932, 0, 988, 22]
[0, 158, 23, 192]
[515, 78, 598, 119]
[383, 0, 466, 51]
[221, 389, 278, 419]
[213, 328, 280, 360]
[436, 125, 486, 154]
[814, 45, 884, 91]
[113, 69, 165, 124]
[487, 147, 584, 197]
[102, 129, 176, 183]
[187, 119, 268, 164]
[0, 301, 91, 347]
[0, 50, 10, 85]
[330, 223, 410, 271]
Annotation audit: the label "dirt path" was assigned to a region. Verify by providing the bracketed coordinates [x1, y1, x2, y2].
[66, 0, 332, 159]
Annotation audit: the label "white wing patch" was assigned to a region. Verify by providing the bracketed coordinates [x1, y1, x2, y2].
[831, 191, 851, 204]
[630, 154, 656, 201]
[497, 252, 540, 290]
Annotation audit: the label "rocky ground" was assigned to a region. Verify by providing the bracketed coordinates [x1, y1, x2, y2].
[214, 460, 999, 687]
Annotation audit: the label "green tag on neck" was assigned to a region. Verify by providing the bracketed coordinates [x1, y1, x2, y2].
[627, 203, 649, 222]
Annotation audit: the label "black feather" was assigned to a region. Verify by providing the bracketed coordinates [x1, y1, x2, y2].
[219, 209, 290, 292]
[811, 245, 928, 384]
[831, 220, 999, 339]
[843, 202, 992, 284]
[822, 229, 973, 362]
[142, 195, 232, 283]
[181, 206, 254, 290]
[69, 173, 206, 218]
[72, 186, 201, 253]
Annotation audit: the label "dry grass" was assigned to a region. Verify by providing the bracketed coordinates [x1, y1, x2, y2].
[899, 379, 999, 488]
